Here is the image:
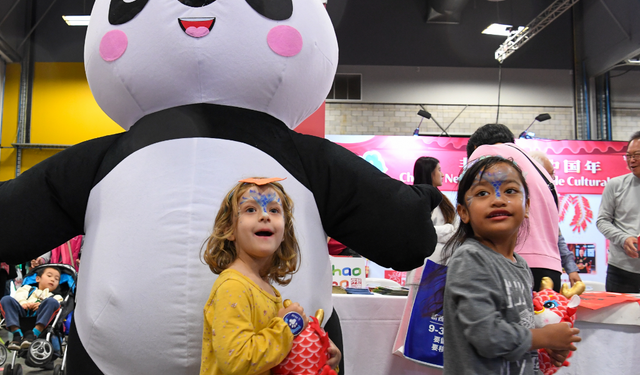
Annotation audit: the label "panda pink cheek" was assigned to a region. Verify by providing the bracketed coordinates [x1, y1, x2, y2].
[267, 26, 302, 57]
[100, 30, 128, 62]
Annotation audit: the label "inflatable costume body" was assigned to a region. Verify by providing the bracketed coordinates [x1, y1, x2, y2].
[0, 1, 440, 373]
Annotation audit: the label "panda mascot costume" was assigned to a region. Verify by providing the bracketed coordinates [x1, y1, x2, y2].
[0, 0, 441, 374]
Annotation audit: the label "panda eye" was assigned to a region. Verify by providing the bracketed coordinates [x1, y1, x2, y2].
[109, 0, 150, 25]
[245, 0, 293, 21]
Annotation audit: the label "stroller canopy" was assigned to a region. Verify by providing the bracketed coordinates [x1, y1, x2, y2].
[22, 264, 77, 297]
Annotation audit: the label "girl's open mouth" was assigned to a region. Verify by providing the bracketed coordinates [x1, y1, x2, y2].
[487, 211, 511, 219]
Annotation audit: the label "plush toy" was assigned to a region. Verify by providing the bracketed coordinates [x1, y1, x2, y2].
[532, 277, 585, 375]
[273, 301, 337, 375]
[0, 1, 441, 374]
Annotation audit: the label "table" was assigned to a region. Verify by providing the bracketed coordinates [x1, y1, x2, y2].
[333, 294, 442, 375]
[333, 292, 640, 375]
[556, 293, 640, 375]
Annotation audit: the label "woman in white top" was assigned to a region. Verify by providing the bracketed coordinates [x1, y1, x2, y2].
[406, 157, 458, 285]
[414, 157, 458, 262]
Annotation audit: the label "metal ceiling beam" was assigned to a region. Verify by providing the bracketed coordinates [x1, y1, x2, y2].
[0, 35, 21, 63]
[0, 0, 25, 62]
[495, 0, 581, 63]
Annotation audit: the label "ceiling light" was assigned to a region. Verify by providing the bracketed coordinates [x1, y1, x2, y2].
[482, 23, 523, 37]
[62, 15, 91, 26]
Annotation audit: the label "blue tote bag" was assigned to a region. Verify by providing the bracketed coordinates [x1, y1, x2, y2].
[395, 259, 447, 368]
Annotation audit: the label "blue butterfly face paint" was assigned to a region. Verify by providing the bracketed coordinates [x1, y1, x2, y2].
[238, 188, 283, 217]
[482, 170, 512, 198]
[232, 186, 287, 260]
[250, 189, 281, 214]
[461, 163, 529, 245]
[465, 164, 525, 208]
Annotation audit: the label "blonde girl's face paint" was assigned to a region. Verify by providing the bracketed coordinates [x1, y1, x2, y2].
[238, 187, 283, 217]
[233, 186, 286, 261]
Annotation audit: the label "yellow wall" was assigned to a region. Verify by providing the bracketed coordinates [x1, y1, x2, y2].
[1, 63, 20, 180]
[1, 62, 123, 180]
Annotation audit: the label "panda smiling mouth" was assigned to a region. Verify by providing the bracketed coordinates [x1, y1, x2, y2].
[178, 17, 215, 38]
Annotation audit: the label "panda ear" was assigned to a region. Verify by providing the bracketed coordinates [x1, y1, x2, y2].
[109, 0, 150, 25]
[246, 0, 293, 21]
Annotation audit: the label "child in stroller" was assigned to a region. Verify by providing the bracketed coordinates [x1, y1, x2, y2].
[1, 266, 63, 350]
[0, 264, 76, 375]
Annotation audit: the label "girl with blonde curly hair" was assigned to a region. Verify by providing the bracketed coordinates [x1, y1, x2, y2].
[200, 177, 341, 375]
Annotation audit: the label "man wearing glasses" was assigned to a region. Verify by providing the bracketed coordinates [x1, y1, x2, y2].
[597, 131, 640, 292]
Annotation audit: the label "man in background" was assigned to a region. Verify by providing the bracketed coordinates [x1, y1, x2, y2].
[597, 131, 640, 292]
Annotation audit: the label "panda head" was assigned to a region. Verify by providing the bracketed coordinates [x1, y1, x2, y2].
[84, 0, 338, 130]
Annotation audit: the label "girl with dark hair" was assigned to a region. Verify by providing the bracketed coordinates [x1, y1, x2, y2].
[439, 156, 580, 374]
[469, 123, 562, 292]
[412, 157, 457, 264]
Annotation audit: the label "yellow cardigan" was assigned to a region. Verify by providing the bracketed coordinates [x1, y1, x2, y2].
[200, 269, 294, 375]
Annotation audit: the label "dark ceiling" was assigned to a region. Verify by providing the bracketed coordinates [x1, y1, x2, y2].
[0, 0, 638, 75]
[327, 0, 573, 69]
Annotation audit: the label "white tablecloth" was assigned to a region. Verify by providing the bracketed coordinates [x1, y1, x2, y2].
[556, 293, 640, 375]
[333, 292, 640, 375]
[333, 294, 441, 375]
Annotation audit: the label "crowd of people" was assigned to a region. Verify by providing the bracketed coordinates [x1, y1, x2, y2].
[415, 126, 639, 374]
[0, 126, 637, 375]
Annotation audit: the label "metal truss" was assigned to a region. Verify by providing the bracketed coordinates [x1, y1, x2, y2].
[495, 0, 581, 63]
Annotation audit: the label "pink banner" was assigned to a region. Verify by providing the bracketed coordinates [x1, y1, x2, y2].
[329, 136, 629, 195]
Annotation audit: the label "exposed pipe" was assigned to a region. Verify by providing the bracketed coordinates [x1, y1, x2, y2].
[572, 1, 590, 140]
[15, 0, 36, 176]
[605, 73, 612, 141]
[0, 60, 5, 150]
[595, 72, 612, 141]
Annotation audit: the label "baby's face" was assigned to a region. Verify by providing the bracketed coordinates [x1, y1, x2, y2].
[37, 268, 61, 291]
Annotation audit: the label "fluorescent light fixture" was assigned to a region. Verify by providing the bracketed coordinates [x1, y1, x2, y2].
[62, 15, 91, 26]
[482, 23, 524, 36]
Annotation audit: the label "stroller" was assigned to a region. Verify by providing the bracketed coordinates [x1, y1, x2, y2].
[0, 264, 77, 375]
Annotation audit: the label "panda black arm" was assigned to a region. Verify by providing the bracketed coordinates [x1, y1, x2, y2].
[0, 134, 122, 264]
[291, 133, 442, 271]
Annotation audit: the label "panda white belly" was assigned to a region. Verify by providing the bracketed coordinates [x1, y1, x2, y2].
[77, 137, 331, 375]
